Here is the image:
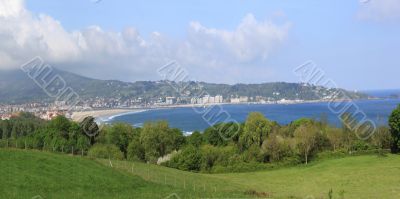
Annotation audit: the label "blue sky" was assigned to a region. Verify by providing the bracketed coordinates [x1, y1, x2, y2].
[1, 0, 399, 90]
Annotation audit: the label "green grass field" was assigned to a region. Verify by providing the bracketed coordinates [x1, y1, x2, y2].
[0, 149, 244, 199]
[1, 149, 400, 198]
[97, 154, 400, 199]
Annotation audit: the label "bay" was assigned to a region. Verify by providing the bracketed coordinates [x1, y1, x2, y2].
[106, 99, 400, 133]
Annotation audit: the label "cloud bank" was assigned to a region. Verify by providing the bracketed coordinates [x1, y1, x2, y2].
[358, 0, 400, 21]
[0, 0, 290, 83]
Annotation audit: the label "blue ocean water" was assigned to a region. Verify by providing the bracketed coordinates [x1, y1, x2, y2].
[107, 99, 400, 132]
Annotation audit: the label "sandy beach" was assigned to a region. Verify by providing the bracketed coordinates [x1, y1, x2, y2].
[71, 109, 145, 122]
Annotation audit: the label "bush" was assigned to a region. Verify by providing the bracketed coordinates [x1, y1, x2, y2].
[352, 140, 373, 151]
[127, 139, 145, 161]
[240, 144, 265, 163]
[168, 145, 202, 171]
[200, 144, 237, 171]
[87, 144, 124, 160]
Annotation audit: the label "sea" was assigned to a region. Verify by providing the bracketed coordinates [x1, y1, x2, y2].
[105, 93, 400, 133]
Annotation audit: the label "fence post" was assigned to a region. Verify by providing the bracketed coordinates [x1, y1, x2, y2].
[147, 166, 150, 180]
[164, 174, 166, 185]
[109, 157, 113, 167]
[174, 177, 176, 187]
[72, 146, 74, 155]
[25, 140, 27, 150]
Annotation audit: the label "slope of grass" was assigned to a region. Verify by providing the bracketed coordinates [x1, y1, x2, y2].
[3, 148, 400, 199]
[216, 154, 400, 198]
[100, 154, 400, 199]
[0, 149, 245, 199]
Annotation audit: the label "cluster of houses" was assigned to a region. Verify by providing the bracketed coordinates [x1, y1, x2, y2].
[0, 110, 67, 121]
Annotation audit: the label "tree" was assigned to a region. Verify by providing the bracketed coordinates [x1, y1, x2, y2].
[48, 115, 71, 139]
[200, 144, 220, 171]
[2, 120, 10, 139]
[11, 123, 18, 139]
[173, 145, 202, 171]
[289, 118, 315, 134]
[140, 121, 182, 162]
[262, 133, 292, 162]
[371, 126, 391, 150]
[239, 112, 272, 150]
[169, 128, 186, 150]
[127, 138, 145, 161]
[0, 121, 2, 139]
[188, 131, 203, 147]
[294, 124, 318, 164]
[340, 113, 357, 152]
[106, 123, 134, 157]
[389, 105, 400, 153]
[80, 116, 99, 145]
[203, 124, 227, 146]
[326, 128, 343, 151]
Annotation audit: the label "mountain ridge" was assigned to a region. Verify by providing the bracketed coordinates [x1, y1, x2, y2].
[0, 68, 368, 104]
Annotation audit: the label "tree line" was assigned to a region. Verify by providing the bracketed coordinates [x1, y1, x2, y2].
[2, 104, 400, 173]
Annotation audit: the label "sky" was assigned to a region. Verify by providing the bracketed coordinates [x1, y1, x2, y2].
[0, 0, 399, 90]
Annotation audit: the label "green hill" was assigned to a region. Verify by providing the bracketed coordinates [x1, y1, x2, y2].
[98, 154, 400, 199]
[0, 149, 244, 199]
[2, 149, 399, 198]
[0, 69, 367, 104]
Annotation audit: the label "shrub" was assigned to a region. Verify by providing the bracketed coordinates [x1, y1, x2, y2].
[168, 145, 202, 171]
[87, 144, 124, 160]
[127, 139, 145, 161]
[240, 144, 265, 163]
[352, 140, 373, 151]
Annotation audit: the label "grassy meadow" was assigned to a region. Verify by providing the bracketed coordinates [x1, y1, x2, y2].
[96, 153, 400, 198]
[2, 148, 400, 198]
[0, 149, 244, 199]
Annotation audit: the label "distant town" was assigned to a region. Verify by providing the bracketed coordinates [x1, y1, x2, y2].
[0, 94, 316, 121]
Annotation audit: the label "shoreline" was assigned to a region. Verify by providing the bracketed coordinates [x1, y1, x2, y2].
[71, 109, 146, 122]
[71, 98, 385, 122]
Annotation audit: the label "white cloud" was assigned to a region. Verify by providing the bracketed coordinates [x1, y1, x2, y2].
[0, 0, 290, 83]
[185, 14, 290, 65]
[0, 0, 25, 18]
[358, 0, 400, 21]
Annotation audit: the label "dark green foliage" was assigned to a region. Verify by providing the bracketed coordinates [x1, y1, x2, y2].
[80, 116, 99, 144]
[123, 121, 186, 162]
[139, 121, 185, 162]
[239, 112, 272, 150]
[389, 105, 400, 153]
[203, 124, 229, 146]
[187, 131, 204, 147]
[262, 133, 295, 162]
[127, 138, 145, 161]
[169, 145, 202, 171]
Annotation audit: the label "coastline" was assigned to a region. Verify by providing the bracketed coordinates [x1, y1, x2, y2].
[71, 98, 381, 122]
[71, 109, 146, 122]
